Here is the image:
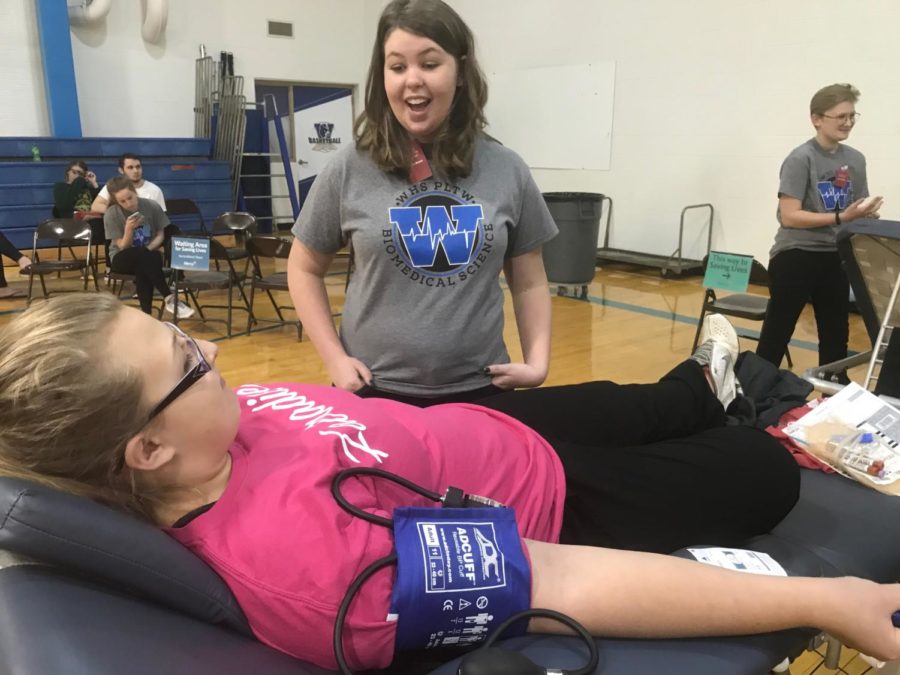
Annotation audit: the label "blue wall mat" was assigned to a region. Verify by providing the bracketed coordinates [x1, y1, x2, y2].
[0, 161, 231, 184]
[0, 138, 211, 159]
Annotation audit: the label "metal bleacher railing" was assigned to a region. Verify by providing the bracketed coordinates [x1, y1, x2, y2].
[195, 47, 298, 234]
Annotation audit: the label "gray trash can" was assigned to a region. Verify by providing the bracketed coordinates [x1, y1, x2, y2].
[541, 192, 604, 286]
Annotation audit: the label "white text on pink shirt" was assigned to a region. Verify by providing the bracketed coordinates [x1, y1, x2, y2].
[235, 385, 389, 464]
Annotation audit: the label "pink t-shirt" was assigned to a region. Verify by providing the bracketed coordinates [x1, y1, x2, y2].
[166, 384, 565, 671]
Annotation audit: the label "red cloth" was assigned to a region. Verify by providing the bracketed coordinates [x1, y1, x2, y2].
[73, 211, 104, 221]
[765, 400, 835, 472]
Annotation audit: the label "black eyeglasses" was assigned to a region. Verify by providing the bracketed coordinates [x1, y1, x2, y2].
[112, 323, 211, 474]
[821, 112, 861, 123]
[148, 322, 212, 421]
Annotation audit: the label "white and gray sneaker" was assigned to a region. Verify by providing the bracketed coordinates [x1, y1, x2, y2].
[697, 314, 739, 364]
[691, 314, 741, 409]
[164, 294, 195, 319]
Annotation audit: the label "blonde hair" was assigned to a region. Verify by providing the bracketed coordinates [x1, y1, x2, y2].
[0, 293, 157, 520]
[354, 0, 488, 180]
[810, 83, 860, 116]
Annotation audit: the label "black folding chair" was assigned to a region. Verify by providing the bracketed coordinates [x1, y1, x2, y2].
[246, 236, 301, 339]
[692, 253, 792, 367]
[26, 219, 98, 305]
[165, 199, 209, 235]
[172, 238, 252, 338]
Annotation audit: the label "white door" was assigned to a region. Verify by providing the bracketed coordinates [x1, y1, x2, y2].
[293, 85, 354, 208]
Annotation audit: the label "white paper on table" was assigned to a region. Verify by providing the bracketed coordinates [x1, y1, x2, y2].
[784, 382, 900, 447]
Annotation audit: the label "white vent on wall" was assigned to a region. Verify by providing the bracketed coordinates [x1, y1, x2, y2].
[268, 20, 293, 38]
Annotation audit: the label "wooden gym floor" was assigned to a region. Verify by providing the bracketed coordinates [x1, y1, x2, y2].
[0, 256, 877, 674]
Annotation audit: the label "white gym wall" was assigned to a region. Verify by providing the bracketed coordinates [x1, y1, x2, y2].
[6, 0, 900, 261]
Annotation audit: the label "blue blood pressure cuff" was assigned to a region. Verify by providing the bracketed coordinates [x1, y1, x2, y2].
[389, 506, 531, 651]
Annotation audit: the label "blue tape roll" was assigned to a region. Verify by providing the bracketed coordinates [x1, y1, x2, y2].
[390, 506, 531, 652]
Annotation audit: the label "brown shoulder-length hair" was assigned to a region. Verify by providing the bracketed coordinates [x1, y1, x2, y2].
[354, 0, 488, 180]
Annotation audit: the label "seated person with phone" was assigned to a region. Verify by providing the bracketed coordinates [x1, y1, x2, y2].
[103, 176, 192, 318]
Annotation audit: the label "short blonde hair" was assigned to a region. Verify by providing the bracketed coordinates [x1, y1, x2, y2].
[0, 293, 156, 520]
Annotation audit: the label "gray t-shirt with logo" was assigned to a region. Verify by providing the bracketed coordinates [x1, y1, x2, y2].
[769, 138, 868, 258]
[292, 137, 558, 396]
[104, 197, 168, 261]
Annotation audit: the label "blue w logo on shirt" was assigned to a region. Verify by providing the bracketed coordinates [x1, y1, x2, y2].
[132, 224, 149, 247]
[817, 181, 850, 211]
[390, 204, 484, 268]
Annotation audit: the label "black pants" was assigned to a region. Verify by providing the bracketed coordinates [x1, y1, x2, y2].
[0, 232, 24, 288]
[353, 383, 503, 407]
[110, 247, 170, 314]
[757, 248, 849, 367]
[477, 360, 800, 554]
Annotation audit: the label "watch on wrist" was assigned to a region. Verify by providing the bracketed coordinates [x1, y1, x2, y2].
[835, 210, 841, 226]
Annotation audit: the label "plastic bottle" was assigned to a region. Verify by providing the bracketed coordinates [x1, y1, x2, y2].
[30, 145, 41, 162]
[823, 431, 885, 478]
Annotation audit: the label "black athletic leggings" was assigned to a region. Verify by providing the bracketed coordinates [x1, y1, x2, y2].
[110, 246, 170, 314]
[477, 360, 800, 554]
[757, 248, 849, 367]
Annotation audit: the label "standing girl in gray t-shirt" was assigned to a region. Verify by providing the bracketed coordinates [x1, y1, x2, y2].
[288, 0, 558, 406]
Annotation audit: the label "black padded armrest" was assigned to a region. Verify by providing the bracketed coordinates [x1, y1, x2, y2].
[0, 477, 249, 633]
[0, 565, 324, 675]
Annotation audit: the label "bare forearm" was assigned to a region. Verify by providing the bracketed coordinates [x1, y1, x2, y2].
[505, 250, 552, 376]
[115, 229, 134, 250]
[287, 266, 346, 363]
[526, 541, 827, 639]
[511, 283, 551, 374]
[781, 210, 840, 229]
[146, 233, 165, 251]
[91, 195, 109, 214]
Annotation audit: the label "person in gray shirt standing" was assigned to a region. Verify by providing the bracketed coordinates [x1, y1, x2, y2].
[757, 83, 883, 371]
[288, 0, 557, 406]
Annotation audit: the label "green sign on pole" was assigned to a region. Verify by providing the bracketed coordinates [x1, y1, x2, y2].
[703, 251, 753, 293]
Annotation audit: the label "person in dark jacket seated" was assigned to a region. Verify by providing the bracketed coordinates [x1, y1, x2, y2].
[53, 160, 101, 218]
